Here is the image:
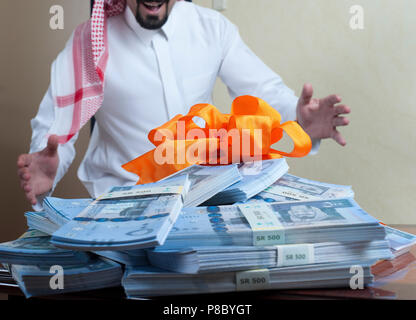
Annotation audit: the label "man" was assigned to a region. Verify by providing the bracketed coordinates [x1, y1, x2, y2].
[17, 0, 350, 207]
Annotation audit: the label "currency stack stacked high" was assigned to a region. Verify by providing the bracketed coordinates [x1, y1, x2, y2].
[203, 159, 289, 205]
[162, 164, 242, 207]
[0, 230, 91, 266]
[43, 198, 92, 226]
[3, 160, 415, 299]
[0, 266, 13, 285]
[0, 230, 123, 298]
[25, 211, 63, 235]
[11, 256, 123, 298]
[122, 262, 375, 298]
[160, 199, 387, 248]
[26, 202, 149, 266]
[245, 173, 354, 204]
[147, 241, 392, 274]
[124, 195, 396, 297]
[51, 175, 191, 250]
[384, 226, 416, 258]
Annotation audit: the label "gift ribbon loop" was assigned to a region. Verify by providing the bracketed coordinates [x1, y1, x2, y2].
[122, 96, 312, 184]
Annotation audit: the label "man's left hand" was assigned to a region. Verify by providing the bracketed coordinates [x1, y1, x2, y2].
[296, 83, 351, 146]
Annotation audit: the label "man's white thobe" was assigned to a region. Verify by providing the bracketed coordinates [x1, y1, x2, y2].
[30, 1, 304, 201]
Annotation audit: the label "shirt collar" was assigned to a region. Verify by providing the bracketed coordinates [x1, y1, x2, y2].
[124, 5, 158, 46]
[123, 2, 180, 46]
[161, 1, 180, 40]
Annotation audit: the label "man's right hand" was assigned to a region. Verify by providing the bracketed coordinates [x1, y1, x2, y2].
[17, 135, 59, 205]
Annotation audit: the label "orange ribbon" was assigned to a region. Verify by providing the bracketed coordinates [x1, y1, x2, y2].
[122, 95, 312, 184]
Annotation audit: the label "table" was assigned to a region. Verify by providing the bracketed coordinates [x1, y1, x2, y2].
[1, 225, 415, 300]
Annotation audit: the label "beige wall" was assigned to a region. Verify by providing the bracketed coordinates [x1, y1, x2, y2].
[0, 0, 90, 242]
[0, 0, 414, 243]
[195, 0, 416, 224]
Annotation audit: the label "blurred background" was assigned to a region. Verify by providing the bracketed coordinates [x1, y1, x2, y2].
[0, 0, 415, 242]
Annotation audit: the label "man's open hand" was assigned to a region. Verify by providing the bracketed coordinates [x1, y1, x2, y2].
[296, 83, 351, 146]
[17, 135, 59, 205]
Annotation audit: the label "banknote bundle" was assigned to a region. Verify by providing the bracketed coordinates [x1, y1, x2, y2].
[0, 266, 13, 285]
[7, 158, 416, 298]
[160, 199, 387, 248]
[27, 202, 149, 266]
[163, 164, 242, 207]
[122, 262, 374, 298]
[147, 241, 392, 274]
[384, 225, 416, 258]
[0, 230, 91, 266]
[25, 211, 62, 235]
[203, 159, 289, 205]
[43, 197, 92, 226]
[51, 175, 191, 251]
[11, 256, 122, 298]
[244, 173, 355, 204]
[96, 249, 148, 266]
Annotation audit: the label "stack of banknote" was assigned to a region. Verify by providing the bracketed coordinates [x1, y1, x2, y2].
[51, 175, 191, 251]
[203, 159, 289, 205]
[3, 160, 415, 298]
[147, 241, 392, 274]
[162, 164, 242, 207]
[11, 256, 123, 298]
[25, 209, 149, 266]
[41, 164, 241, 224]
[244, 173, 354, 203]
[122, 261, 374, 298]
[25, 211, 62, 235]
[159, 198, 387, 248]
[43, 197, 92, 226]
[0, 230, 91, 266]
[0, 266, 13, 285]
[0, 230, 123, 298]
[384, 225, 416, 258]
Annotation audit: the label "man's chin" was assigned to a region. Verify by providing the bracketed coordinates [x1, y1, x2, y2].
[136, 2, 169, 29]
[136, 15, 168, 30]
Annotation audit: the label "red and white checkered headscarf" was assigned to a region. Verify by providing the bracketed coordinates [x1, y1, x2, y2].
[49, 0, 127, 143]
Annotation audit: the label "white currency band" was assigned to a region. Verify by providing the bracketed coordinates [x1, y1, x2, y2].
[236, 269, 270, 291]
[238, 204, 285, 246]
[98, 186, 184, 200]
[265, 185, 320, 201]
[276, 244, 315, 267]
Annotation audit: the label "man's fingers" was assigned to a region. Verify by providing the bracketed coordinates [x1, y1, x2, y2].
[19, 171, 31, 182]
[25, 191, 37, 205]
[18, 167, 30, 181]
[333, 116, 350, 127]
[332, 129, 347, 146]
[335, 104, 350, 115]
[300, 83, 314, 105]
[22, 180, 36, 205]
[322, 94, 341, 107]
[17, 159, 37, 205]
[17, 165, 36, 205]
[46, 135, 59, 156]
[23, 184, 32, 193]
[17, 154, 31, 168]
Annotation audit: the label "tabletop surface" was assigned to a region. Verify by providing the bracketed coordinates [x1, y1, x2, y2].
[1, 225, 416, 300]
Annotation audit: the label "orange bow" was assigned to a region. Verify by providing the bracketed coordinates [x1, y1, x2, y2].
[122, 95, 312, 184]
